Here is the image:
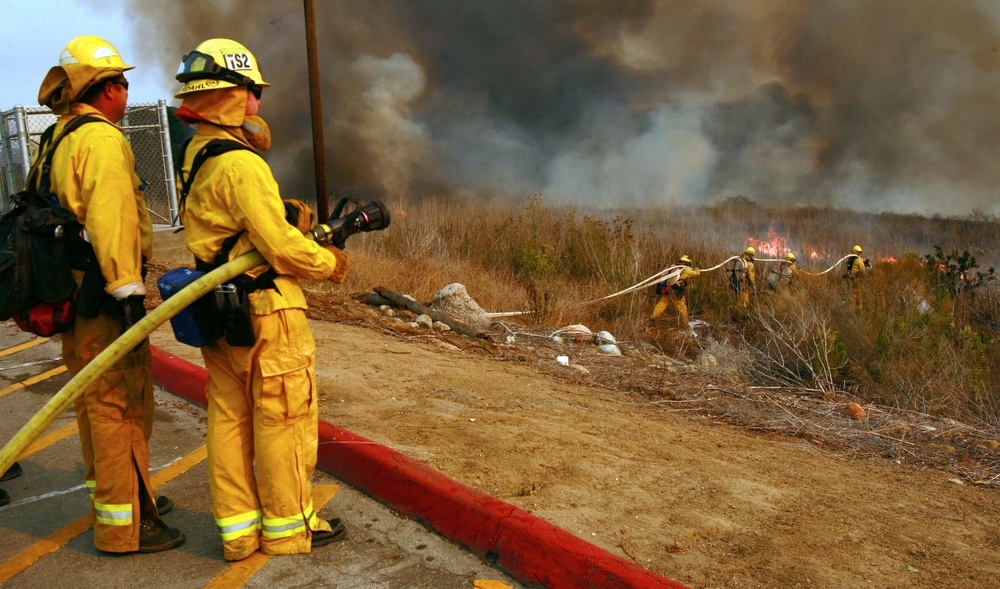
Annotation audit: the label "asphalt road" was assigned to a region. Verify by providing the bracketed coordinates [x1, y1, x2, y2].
[0, 322, 523, 589]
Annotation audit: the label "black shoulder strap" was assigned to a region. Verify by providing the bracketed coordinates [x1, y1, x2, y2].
[27, 115, 104, 197]
[179, 138, 276, 291]
[177, 139, 256, 213]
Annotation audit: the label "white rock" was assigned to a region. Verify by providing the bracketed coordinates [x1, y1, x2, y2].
[597, 344, 622, 356]
[432, 321, 451, 332]
[415, 314, 434, 329]
[594, 331, 617, 345]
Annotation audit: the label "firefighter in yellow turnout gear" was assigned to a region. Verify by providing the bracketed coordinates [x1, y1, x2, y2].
[650, 255, 701, 326]
[846, 245, 866, 309]
[174, 39, 349, 561]
[36, 36, 183, 552]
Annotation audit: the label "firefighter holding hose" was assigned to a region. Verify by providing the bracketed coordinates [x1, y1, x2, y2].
[173, 38, 350, 561]
[650, 255, 701, 327]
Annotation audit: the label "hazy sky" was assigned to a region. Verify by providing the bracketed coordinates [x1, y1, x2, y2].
[1, 0, 173, 107]
[8, 1, 1000, 217]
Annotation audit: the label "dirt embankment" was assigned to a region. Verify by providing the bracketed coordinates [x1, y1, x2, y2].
[148, 293, 1000, 589]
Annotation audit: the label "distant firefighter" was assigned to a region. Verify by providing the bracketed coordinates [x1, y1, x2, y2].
[844, 245, 866, 309]
[727, 247, 756, 309]
[650, 255, 701, 326]
[767, 252, 801, 291]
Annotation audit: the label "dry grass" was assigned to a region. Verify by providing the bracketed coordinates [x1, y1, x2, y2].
[335, 195, 1000, 425]
[147, 193, 1000, 440]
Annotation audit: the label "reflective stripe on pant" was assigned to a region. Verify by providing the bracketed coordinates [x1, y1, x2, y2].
[216, 509, 262, 542]
[202, 308, 333, 562]
[63, 306, 156, 552]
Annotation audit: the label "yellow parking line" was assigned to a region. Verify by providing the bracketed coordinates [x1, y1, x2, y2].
[20, 421, 79, 458]
[0, 365, 67, 399]
[0, 514, 94, 584]
[204, 484, 341, 589]
[0, 338, 50, 358]
[151, 445, 208, 487]
[0, 444, 208, 583]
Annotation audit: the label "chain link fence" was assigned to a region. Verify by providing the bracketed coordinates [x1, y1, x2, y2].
[0, 101, 180, 225]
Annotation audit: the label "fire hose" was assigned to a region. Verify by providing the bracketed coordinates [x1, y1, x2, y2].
[0, 196, 391, 483]
[0, 250, 265, 482]
[487, 254, 855, 317]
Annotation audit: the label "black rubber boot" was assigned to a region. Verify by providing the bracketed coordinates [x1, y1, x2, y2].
[138, 519, 185, 553]
[1, 462, 23, 482]
[0, 488, 9, 507]
[155, 495, 173, 516]
[311, 518, 347, 548]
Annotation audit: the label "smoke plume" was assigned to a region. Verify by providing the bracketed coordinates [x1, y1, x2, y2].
[117, 0, 1000, 214]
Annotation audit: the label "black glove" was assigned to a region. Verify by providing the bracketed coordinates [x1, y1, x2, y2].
[120, 295, 147, 332]
[330, 211, 362, 250]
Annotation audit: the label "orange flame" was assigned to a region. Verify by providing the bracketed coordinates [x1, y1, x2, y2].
[746, 226, 790, 258]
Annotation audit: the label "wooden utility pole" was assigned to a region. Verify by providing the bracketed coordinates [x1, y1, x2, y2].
[304, 0, 330, 221]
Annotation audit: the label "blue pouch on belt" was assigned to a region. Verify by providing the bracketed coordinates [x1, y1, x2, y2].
[157, 267, 224, 347]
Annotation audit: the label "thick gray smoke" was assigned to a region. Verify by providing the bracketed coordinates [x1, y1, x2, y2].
[117, 0, 1000, 214]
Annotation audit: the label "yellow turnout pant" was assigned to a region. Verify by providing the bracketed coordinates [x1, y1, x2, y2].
[650, 293, 689, 326]
[63, 307, 157, 553]
[201, 308, 332, 561]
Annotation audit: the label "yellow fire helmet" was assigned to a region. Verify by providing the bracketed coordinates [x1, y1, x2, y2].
[679, 255, 692, 265]
[852, 245, 863, 253]
[175, 38, 270, 97]
[785, 252, 796, 261]
[744, 246, 756, 256]
[39, 35, 134, 114]
[60, 35, 134, 70]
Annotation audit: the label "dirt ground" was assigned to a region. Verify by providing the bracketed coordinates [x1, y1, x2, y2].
[147, 284, 1000, 589]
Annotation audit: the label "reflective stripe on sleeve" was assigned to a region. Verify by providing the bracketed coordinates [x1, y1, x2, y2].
[216, 509, 262, 541]
[85, 479, 96, 500]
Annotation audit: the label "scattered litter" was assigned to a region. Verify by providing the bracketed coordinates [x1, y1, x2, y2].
[556, 355, 569, 366]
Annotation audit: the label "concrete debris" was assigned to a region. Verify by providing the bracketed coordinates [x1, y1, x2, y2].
[431, 283, 491, 332]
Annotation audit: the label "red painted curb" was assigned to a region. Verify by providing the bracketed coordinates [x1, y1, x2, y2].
[151, 346, 689, 589]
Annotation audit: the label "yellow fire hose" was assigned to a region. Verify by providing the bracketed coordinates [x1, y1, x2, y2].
[0, 250, 265, 482]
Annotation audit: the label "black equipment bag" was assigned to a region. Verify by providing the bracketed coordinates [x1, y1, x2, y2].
[0, 116, 101, 335]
